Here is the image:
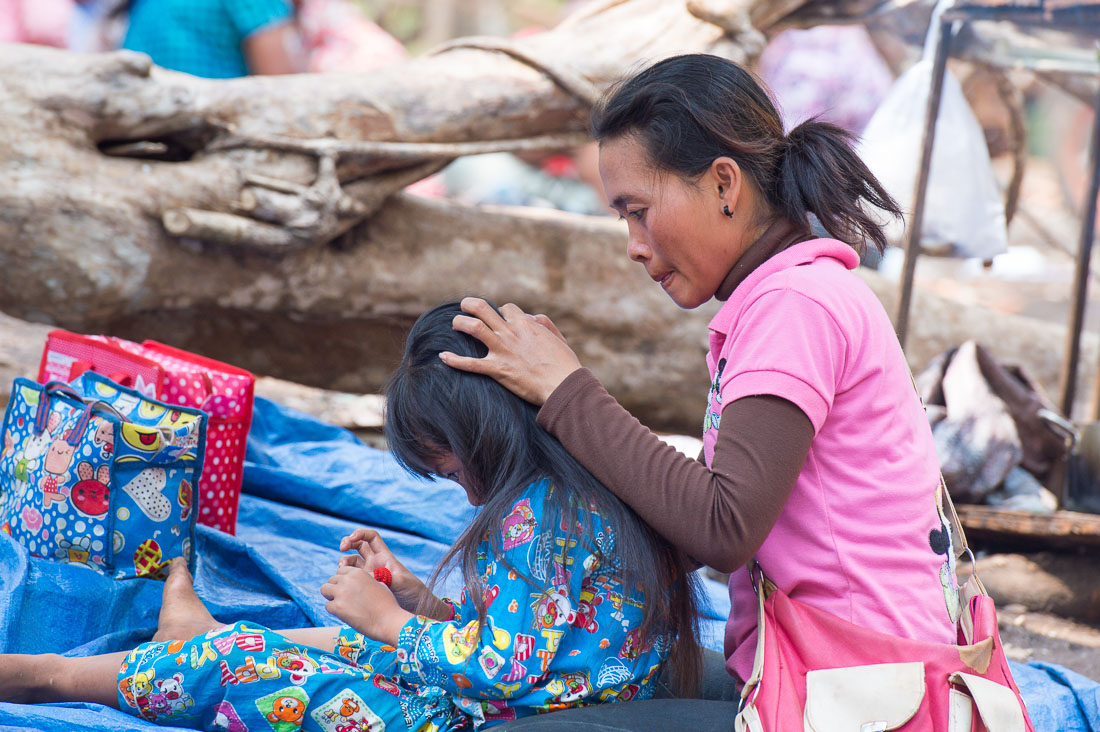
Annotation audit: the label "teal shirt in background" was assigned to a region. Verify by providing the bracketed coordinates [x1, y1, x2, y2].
[122, 0, 294, 79]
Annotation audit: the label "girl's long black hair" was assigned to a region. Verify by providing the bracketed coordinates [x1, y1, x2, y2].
[384, 302, 702, 695]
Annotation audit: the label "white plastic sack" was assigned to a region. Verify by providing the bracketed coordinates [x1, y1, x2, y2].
[857, 24, 1007, 260]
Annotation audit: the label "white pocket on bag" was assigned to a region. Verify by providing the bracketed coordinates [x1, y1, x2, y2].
[804, 662, 926, 732]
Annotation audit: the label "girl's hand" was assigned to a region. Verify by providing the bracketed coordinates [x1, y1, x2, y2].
[442, 297, 581, 405]
[320, 566, 413, 645]
[339, 528, 426, 613]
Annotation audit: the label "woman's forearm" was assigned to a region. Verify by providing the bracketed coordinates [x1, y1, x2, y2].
[537, 368, 813, 571]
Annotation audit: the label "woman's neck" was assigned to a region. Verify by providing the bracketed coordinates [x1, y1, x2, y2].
[713, 218, 811, 301]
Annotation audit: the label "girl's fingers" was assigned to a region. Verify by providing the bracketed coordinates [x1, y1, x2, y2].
[339, 532, 361, 552]
[320, 582, 335, 600]
[365, 533, 389, 553]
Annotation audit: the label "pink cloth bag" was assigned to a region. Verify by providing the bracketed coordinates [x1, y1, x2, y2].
[132, 341, 254, 535]
[736, 491, 1035, 732]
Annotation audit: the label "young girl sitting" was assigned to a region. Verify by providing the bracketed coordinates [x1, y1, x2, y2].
[0, 301, 701, 731]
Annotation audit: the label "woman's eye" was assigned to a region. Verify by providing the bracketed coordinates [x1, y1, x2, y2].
[443, 471, 460, 481]
[627, 209, 646, 221]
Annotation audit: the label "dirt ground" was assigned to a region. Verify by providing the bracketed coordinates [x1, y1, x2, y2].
[998, 605, 1100, 681]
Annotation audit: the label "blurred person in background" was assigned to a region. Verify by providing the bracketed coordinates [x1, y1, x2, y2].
[121, 0, 304, 78]
[294, 0, 407, 73]
[69, 0, 128, 52]
[0, 0, 72, 47]
[756, 24, 893, 136]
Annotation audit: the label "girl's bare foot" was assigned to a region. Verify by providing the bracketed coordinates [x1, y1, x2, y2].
[152, 558, 222, 642]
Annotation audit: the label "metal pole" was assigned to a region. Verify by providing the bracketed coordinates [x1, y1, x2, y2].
[1066, 85, 1100, 419]
[895, 20, 953, 350]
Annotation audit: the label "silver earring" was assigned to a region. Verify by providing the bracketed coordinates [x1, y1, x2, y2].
[723, 205, 734, 218]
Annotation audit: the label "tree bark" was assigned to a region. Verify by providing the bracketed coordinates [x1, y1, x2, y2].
[1, 0, 1093, 432]
[2, 189, 1096, 432]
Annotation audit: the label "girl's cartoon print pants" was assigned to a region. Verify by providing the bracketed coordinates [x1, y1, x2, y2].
[116, 621, 465, 732]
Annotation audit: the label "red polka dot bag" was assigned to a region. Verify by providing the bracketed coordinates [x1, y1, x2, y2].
[38, 332, 255, 534]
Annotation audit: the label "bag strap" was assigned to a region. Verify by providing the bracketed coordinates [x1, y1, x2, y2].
[33, 381, 84, 434]
[748, 354, 980, 596]
[33, 381, 129, 440]
[906, 362, 973, 562]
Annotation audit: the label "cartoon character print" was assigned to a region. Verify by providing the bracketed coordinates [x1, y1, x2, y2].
[178, 479, 193, 520]
[1, 429, 16, 494]
[532, 587, 572, 630]
[126, 668, 163, 721]
[211, 701, 248, 732]
[256, 686, 310, 732]
[373, 674, 401, 697]
[92, 417, 114, 459]
[501, 498, 538, 550]
[112, 392, 141, 417]
[20, 412, 56, 484]
[545, 671, 593, 705]
[271, 648, 320, 685]
[928, 482, 960, 622]
[269, 696, 305, 725]
[310, 689, 385, 732]
[55, 535, 94, 568]
[40, 419, 83, 508]
[441, 621, 481, 664]
[619, 628, 650, 663]
[702, 357, 726, 436]
[145, 690, 173, 719]
[71, 461, 111, 517]
[134, 538, 171, 579]
[153, 672, 194, 713]
[122, 468, 172, 522]
[566, 575, 603, 633]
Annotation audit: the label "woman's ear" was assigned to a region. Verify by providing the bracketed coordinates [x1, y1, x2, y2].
[710, 157, 743, 209]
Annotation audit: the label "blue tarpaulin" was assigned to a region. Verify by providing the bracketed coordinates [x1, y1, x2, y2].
[0, 397, 1096, 731]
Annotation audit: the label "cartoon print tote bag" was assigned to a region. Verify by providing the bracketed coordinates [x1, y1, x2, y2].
[0, 373, 205, 579]
[39, 331, 254, 534]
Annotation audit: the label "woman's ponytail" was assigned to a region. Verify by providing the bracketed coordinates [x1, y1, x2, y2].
[592, 54, 904, 253]
[777, 119, 903, 253]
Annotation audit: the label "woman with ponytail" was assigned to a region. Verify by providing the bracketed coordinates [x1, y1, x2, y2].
[444, 54, 957, 728]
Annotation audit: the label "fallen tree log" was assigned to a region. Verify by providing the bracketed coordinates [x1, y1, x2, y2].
[2, 0, 1096, 430]
[0, 0, 760, 317]
[2, 192, 1097, 432]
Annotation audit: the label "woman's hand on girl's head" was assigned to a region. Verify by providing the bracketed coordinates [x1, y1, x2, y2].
[320, 565, 413, 645]
[339, 528, 428, 614]
[441, 297, 582, 406]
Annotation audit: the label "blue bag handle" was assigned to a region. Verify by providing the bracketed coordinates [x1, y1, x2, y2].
[32, 381, 83, 435]
[33, 381, 124, 446]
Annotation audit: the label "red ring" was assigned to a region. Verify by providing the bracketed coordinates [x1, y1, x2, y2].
[373, 567, 392, 586]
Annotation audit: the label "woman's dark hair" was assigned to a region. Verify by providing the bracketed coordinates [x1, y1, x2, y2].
[591, 53, 902, 253]
[385, 302, 702, 695]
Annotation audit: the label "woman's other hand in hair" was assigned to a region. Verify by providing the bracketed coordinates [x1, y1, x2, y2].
[442, 297, 582, 405]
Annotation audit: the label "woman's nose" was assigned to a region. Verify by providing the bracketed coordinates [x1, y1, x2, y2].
[627, 234, 650, 263]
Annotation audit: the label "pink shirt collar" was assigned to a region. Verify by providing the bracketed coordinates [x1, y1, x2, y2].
[708, 238, 860, 336]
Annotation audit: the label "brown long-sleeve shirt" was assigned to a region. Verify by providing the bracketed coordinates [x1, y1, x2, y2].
[535, 219, 817, 572]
